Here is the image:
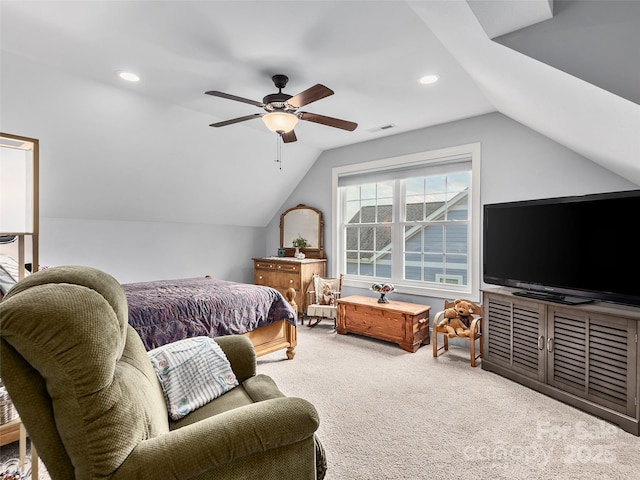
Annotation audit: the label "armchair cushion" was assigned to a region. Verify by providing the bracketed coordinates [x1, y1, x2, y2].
[148, 336, 239, 420]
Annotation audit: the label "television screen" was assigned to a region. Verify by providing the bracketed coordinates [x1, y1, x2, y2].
[483, 189, 640, 306]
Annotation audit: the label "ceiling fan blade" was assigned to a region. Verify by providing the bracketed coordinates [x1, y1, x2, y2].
[205, 91, 264, 108]
[209, 113, 263, 127]
[281, 130, 297, 143]
[299, 112, 358, 131]
[287, 84, 334, 108]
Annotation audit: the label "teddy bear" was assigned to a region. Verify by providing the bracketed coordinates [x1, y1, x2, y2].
[437, 299, 479, 338]
[320, 283, 335, 306]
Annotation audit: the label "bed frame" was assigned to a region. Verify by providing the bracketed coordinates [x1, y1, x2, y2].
[245, 286, 298, 359]
[244, 319, 297, 359]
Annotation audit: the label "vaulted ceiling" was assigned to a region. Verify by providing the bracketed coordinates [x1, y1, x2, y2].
[1, 1, 638, 226]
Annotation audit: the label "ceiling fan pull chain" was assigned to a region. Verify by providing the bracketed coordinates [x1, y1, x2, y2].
[275, 133, 283, 171]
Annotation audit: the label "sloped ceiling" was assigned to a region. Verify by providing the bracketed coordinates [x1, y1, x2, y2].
[0, 0, 638, 228]
[410, 0, 640, 186]
[493, 0, 640, 105]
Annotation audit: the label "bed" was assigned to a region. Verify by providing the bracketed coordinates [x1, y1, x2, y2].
[122, 276, 298, 359]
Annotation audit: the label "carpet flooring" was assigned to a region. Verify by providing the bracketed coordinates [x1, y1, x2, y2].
[258, 322, 640, 480]
[3, 322, 640, 479]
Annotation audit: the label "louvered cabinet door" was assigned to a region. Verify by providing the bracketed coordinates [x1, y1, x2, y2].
[484, 294, 546, 382]
[547, 307, 637, 417]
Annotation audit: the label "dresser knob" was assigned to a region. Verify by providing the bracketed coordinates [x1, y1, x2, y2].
[290, 280, 293, 283]
[259, 276, 263, 280]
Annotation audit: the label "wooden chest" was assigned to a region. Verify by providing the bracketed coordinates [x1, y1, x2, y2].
[336, 295, 430, 352]
[253, 257, 326, 314]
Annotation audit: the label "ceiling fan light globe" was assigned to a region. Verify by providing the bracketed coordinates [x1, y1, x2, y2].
[262, 112, 298, 133]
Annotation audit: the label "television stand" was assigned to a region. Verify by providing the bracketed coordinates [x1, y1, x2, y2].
[482, 288, 640, 436]
[512, 290, 593, 305]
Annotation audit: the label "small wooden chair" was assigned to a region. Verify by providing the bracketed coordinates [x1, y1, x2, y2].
[305, 274, 343, 328]
[432, 298, 483, 367]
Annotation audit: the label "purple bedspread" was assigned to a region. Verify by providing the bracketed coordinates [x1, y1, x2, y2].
[123, 277, 296, 351]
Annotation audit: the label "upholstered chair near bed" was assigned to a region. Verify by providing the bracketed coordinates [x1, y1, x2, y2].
[0, 266, 324, 480]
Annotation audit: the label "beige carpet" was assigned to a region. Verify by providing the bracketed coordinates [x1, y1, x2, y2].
[257, 322, 640, 480]
[3, 323, 639, 479]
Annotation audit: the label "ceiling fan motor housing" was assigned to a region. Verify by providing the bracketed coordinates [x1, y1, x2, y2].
[263, 92, 293, 110]
[264, 74, 294, 111]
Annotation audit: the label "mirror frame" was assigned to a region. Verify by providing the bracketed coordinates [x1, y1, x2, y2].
[280, 204, 325, 259]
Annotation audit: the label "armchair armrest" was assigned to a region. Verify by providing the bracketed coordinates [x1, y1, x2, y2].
[214, 335, 256, 382]
[114, 397, 319, 479]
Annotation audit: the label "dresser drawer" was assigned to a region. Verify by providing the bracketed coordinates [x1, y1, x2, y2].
[274, 263, 299, 273]
[272, 274, 301, 290]
[254, 271, 276, 285]
[255, 261, 277, 271]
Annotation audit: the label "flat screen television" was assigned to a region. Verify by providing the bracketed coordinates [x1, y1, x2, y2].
[483, 189, 640, 307]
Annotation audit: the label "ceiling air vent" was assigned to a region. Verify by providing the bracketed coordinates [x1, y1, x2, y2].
[366, 124, 396, 133]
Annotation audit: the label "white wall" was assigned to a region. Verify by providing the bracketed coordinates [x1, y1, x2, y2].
[267, 112, 637, 306]
[40, 218, 265, 284]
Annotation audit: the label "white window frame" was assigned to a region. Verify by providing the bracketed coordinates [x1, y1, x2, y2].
[332, 143, 481, 301]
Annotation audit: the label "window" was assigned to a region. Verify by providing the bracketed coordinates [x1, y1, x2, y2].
[332, 143, 481, 300]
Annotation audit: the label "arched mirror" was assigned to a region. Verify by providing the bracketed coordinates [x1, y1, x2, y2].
[280, 204, 325, 259]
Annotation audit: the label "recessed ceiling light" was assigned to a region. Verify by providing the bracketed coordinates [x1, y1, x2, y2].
[419, 74, 439, 85]
[118, 71, 140, 82]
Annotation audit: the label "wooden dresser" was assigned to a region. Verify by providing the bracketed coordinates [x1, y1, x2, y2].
[253, 257, 326, 315]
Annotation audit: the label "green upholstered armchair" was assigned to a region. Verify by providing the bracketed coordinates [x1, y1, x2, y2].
[0, 266, 322, 480]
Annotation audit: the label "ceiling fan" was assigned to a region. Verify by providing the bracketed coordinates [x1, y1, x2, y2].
[205, 74, 358, 143]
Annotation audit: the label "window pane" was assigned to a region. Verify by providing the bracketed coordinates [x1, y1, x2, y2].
[346, 251, 359, 275]
[405, 197, 423, 221]
[375, 253, 392, 278]
[361, 183, 377, 200]
[424, 253, 445, 282]
[405, 253, 422, 281]
[346, 227, 359, 249]
[359, 226, 374, 250]
[375, 226, 392, 251]
[377, 203, 392, 223]
[405, 225, 421, 253]
[361, 201, 376, 222]
[405, 177, 424, 196]
[345, 185, 360, 201]
[359, 250, 374, 277]
[447, 197, 468, 221]
[445, 253, 468, 285]
[377, 182, 393, 198]
[423, 225, 443, 253]
[445, 224, 467, 254]
[448, 171, 470, 192]
[346, 201, 361, 223]
[426, 175, 447, 193]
